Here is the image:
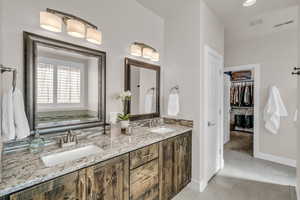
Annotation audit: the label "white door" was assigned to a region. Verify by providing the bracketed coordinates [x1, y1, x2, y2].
[205, 46, 223, 182]
[296, 68, 300, 196]
[223, 75, 231, 144]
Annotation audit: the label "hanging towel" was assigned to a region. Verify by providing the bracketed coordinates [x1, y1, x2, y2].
[145, 93, 154, 114]
[13, 89, 30, 139]
[293, 109, 298, 122]
[1, 88, 16, 141]
[263, 86, 288, 134]
[168, 93, 180, 116]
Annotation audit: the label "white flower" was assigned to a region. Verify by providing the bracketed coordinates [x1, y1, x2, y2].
[117, 91, 132, 101]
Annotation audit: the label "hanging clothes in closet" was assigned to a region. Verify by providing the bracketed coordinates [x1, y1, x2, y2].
[230, 82, 254, 107]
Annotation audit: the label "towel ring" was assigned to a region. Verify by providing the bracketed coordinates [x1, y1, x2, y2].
[170, 86, 179, 94]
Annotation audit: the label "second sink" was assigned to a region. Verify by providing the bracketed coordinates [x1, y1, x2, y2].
[150, 127, 175, 134]
[41, 145, 103, 167]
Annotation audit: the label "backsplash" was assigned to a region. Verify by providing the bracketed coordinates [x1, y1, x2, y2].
[163, 117, 193, 127]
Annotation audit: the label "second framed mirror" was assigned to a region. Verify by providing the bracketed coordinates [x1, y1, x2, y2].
[124, 58, 160, 121]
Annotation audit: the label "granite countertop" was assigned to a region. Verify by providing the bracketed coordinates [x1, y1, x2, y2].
[0, 124, 192, 197]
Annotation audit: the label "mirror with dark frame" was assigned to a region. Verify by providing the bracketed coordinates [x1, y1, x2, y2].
[24, 32, 106, 134]
[124, 58, 160, 120]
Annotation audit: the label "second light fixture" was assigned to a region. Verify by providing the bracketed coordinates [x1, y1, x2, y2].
[130, 43, 160, 62]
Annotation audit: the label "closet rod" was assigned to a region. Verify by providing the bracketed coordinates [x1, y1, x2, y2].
[231, 79, 254, 83]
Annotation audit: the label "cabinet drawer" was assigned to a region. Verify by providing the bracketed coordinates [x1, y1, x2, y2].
[130, 144, 158, 169]
[130, 159, 159, 200]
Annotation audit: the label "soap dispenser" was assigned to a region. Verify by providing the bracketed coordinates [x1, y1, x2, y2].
[29, 129, 45, 153]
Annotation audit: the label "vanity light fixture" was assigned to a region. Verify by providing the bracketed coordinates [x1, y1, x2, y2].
[40, 8, 102, 45]
[86, 27, 102, 45]
[66, 19, 85, 38]
[130, 44, 142, 57]
[130, 42, 160, 62]
[243, 0, 256, 7]
[40, 11, 62, 32]
[142, 47, 153, 59]
[151, 51, 160, 62]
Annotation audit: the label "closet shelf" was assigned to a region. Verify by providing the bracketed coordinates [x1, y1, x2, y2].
[231, 79, 254, 83]
[231, 106, 254, 109]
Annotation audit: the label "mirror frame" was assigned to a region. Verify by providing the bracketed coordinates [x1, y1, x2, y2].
[124, 58, 160, 121]
[24, 32, 106, 134]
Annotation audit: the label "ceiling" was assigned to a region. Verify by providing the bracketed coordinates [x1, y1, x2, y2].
[136, 0, 193, 19]
[205, 0, 299, 42]
[137, 0, 299, 43]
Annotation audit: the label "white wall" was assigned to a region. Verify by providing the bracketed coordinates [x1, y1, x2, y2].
[163, 0, 224, 191]
[0, 0, 164, 119]
[225, 29, 298, 161]
[199, 0, 224, 187]
[163, 0, 201, 189]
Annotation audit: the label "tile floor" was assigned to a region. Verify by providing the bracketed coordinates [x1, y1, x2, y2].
[173, 150, 297, 200]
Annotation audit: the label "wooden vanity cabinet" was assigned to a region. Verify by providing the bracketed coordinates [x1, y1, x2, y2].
[85, 154, 129, 200]
[159, 131, 192, 200]
[9, 154, 129, 200]
[159, 137, 176, 200]
[8, 131, 192, 200]
[174, 132, 192, 192]
[10, 171, 81, 200]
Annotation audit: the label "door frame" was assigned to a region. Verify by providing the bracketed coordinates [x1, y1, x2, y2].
[224, 64, 261, 158]
[203, 45, 224, 187]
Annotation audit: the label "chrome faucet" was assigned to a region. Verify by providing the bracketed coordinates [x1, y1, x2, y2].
[59, 130, 78, 148]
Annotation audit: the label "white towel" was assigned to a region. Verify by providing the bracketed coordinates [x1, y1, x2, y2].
[145, 93, 153, 114]
[293, 109, 298, 122]
[1, 88, 16, 141]
[168, 93, 180, 116]
[263, 86, 288, 134]
[13, 89, 30, 139]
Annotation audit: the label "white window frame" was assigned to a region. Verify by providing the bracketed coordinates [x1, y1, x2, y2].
[37, 57, 87, 112]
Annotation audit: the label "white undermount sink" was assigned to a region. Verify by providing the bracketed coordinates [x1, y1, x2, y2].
[41, 145, 103, 167]
[150, 127, 175, 134]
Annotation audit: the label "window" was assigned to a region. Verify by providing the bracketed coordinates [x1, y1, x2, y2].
[37, 63, 54, 104]
[57, 66, 81, 104]
[37, 58, 84, 109]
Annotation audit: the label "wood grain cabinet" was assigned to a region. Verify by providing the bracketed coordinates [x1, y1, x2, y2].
[85, 154, 129, 200]
[159, 132, 192, 200]
[174, 132, 192, 192]
[10, 171, 81, 200]
[8, 131, 192, 200]
[10, 154, 129, 200]
[130, 160, 159, 200]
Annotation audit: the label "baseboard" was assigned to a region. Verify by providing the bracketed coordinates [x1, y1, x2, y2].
[200, 180, 208, 192]
[187, 179, 208, 192]
[256, 152, 296, 168]
[297, 183, 300, 200]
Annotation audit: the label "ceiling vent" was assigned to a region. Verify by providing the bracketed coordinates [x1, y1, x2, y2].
[249, 19, 263, 27]
[273, 20, 294, 28]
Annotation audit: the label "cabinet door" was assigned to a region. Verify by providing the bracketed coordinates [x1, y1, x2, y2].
[174, 132, 192, 193]
[86, 154, 129, 200]
[130, 159, 159, 200]
[10, 171, 81, 200]
[159, 138, 176, 200]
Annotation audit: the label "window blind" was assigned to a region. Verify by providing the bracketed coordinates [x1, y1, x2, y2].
[37, 63, 54, 104]
[57, 66, 81, 104]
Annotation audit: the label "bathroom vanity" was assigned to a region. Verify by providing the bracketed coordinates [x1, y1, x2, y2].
[0, 121, 192, 200]
[0, 33, 192, 200]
